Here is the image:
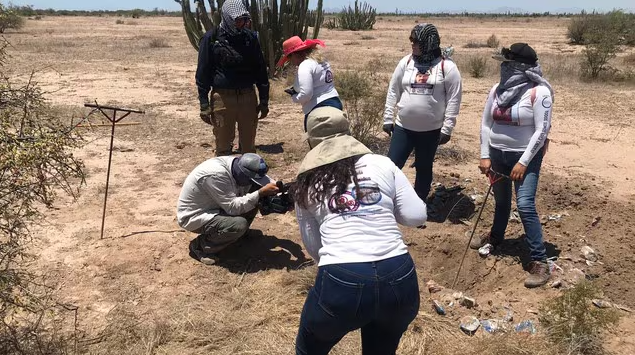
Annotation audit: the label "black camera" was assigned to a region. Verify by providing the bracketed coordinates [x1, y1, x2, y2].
[258, 181, 295, 215]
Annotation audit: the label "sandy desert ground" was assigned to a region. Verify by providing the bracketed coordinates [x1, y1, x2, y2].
[3, 14, 635, 354]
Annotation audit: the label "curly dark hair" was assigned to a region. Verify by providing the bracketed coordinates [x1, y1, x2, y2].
[291, 156, 363, 212]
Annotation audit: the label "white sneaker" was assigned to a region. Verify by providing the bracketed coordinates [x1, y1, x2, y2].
[478, 243, 494, 258]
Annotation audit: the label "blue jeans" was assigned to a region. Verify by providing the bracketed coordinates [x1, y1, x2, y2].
[304, 97, 344, 132]
[295, 253, 420, 355]
[489, 146, 547, 261]
[387, 125, 441, 200]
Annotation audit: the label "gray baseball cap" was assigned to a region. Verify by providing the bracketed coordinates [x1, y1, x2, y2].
[236, 153, 270, 186]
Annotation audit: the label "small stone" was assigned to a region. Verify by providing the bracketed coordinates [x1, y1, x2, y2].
[592, 299, 613, 309]
[550, 280, 562, 288]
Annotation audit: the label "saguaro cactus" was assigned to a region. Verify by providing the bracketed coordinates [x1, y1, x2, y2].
[175, 0, 323, 77]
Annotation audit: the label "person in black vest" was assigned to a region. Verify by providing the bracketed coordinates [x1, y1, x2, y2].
[196, 0, 270, 156]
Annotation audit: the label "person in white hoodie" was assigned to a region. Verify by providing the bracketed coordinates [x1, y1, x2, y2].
[383, 23, 462, 202]
[291, 106, 426, 354]
[277, 36, 342, 132]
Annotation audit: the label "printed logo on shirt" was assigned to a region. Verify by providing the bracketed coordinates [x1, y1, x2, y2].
[351, 182, 382, 206]
[492, 102, 521, 126]
[410, 71, 434, 95]
[328, 191, 360, 213]
[325, 70, 334, 83]
[541, 96, 552, 109]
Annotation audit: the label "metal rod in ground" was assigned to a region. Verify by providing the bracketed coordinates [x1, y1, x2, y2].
[100, 111, 118, 239]
[451, 182, 494, 289]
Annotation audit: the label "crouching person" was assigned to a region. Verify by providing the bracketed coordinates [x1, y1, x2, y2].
[177, 153, 279, 265]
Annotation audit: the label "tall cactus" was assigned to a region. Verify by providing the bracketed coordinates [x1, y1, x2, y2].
[175, 0, 323, 77]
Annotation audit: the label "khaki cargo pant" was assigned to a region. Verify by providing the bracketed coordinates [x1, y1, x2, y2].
[212, 87, 258, 156]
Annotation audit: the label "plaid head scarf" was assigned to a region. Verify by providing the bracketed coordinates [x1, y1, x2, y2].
[410, 23, 442, 74]
[219, 0, 251, 36]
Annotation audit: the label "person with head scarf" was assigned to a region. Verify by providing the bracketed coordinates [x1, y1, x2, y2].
[383, 23, 463, 204]
[195, 0, 270, 156]
[277, 36, 342, 131]
[472, 43, 555, 288]
[177, 153, 280, 265]
[290, 106, 426, 354]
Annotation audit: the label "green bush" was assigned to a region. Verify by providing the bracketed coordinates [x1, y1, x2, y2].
[337, 0, 376, 31]
[0, 4, 25, 33]
[568, 10, 635, 46]
[539, 282, 620, 355]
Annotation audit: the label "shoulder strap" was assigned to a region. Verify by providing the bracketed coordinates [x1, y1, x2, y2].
[530, 86, 537, 105]
[407, 55, 412, 65]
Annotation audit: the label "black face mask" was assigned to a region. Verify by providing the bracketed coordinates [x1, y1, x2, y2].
[231, 160, 252, 186]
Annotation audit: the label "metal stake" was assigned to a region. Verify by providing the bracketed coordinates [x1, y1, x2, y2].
[84, 102, 145, 239]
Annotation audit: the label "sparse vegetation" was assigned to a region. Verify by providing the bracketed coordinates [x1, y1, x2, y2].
[149, 38, 170, 48]
[539, 282, 620, 355]
[464, 40, 488, 48]
[580, 29, 619, 79]
[486, 34, 500, 48]
[0, 3, 25, 33]
[336, 58, 387, 150]
[336, 0, 377, 31]
[115, 19, 125, 25]
[567, 10, 635, 45]
[467, 55, 488, 78]
[0, 40, 85, 354]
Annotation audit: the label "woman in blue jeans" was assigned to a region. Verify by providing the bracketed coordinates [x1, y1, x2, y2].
[473, 43, 554, 288]
[383, 23, 462, 201]
[291, 106, 427, 354]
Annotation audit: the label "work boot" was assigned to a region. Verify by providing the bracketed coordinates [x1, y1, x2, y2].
[189, 237, 219, 266]
[524, 261, 551, 288]
[470, 232, 492, 250]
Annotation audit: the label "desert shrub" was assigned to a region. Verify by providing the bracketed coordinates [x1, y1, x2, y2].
[115, 19, 125, 25]
[337, 0, 376, 31]
[568, 15, 592, 44]
[149, 38, 170, 48]
[568, 10, 635, 46]
[539, 282, 620, 355]
[0, 3, 25, 33]
[486, 34, 500, 48]
[335, 60, 386, 150]
[467, 55, 488, 78]
[131, 8, 142, 19]
[0, 40, 85, 354]
[580, 30, 619, 79]
[360, 34, 375, 40]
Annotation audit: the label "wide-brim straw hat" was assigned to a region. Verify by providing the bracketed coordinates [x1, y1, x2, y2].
[277, 36, 325, 67]
[298, 107, 371, 175]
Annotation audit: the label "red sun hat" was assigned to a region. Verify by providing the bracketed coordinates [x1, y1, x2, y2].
[276, 36, 325, 67]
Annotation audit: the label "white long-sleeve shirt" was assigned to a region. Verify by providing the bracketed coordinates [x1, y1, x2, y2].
[176, 156, 270, 231]
[384, 55, 462, 135]
[292, 58, 339, 115]
[295, 154, 427, 266]
[480, 84, 553, 166]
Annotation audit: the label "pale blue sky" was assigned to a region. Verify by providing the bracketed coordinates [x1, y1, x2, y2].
[7, 0, 634, 13]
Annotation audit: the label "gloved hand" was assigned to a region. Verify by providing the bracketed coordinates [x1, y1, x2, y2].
[200, 104, 214, 126]
[257, 103, 269, 120]
[383, 123, 394, 136]
[438, 133, 451, 145]
[284, 86, 297, 96]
